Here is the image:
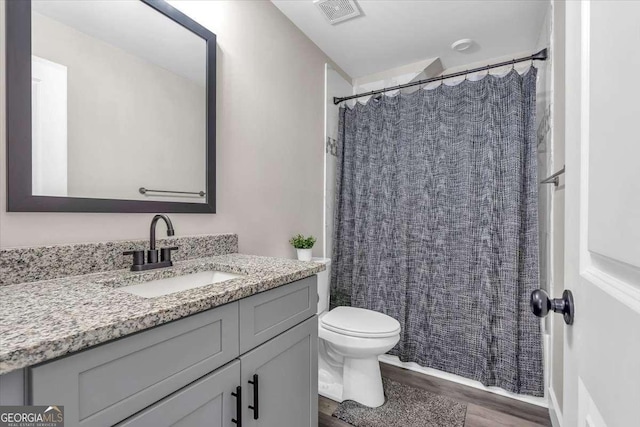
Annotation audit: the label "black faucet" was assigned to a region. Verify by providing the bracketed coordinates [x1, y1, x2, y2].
[123, 214, 179, 271]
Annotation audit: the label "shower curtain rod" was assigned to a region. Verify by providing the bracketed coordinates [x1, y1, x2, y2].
[333, 48, 548, 105]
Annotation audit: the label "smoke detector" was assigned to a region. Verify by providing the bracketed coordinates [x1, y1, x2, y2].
[451, 39, 474, 52]
[314, 0, 362, 25]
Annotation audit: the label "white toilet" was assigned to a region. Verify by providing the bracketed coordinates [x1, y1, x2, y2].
[314, 258, 400, 408]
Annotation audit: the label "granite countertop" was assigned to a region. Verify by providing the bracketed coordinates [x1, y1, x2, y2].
[0, 254, 325, 375]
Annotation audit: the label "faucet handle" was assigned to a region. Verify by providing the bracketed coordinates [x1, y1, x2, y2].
[160, 246, 179, 263]
[123, 250, 145, 267]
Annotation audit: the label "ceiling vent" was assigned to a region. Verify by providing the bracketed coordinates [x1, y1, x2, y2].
[314, 0, 362, 25]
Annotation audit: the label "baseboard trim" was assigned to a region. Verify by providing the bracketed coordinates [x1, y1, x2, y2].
[379, 355, 548, 408]
[548, 387, 563, 427]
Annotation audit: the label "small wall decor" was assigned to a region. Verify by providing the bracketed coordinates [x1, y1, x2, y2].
[326, 137, 338, 157]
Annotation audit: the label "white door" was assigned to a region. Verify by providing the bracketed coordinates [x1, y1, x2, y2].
[31, 55, 68, 197]
[563, 1, 640, 426]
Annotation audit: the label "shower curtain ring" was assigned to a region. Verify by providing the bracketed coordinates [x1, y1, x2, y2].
[512, 59, 516, 70]
[486, 65, 491, 77]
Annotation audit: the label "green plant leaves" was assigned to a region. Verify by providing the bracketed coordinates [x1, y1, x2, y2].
[289, 234, 316, 249]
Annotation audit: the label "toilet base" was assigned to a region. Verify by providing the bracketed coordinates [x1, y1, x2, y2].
[318, 312, 399, 409]
[318, 378, 344, 403]
[342, 356, 385, 407]
[318, 357, 386, 408]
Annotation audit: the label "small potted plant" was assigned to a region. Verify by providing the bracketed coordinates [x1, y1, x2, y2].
[289, 234, 316, 261]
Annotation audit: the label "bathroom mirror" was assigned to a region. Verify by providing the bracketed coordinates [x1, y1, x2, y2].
[6, 0, 216, 213]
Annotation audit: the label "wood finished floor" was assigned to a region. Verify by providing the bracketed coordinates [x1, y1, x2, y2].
[319, 362, 551, 427]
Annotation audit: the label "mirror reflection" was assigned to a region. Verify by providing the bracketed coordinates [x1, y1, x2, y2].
[31, 0, 207, 203]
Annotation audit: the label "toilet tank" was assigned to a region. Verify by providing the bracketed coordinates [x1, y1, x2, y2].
[312, 258, 331, 314]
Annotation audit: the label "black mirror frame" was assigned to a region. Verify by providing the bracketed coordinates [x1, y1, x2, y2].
[6, 0, 216, 213]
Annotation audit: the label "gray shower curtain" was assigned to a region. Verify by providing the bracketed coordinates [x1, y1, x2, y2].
[331, 69, 543, 396]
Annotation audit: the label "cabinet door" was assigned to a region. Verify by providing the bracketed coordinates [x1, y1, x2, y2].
[30, 302, 239, 427]
[239, 276, 317, 353]
[117, 360, 241, 427]
[240, 316, 318, 427]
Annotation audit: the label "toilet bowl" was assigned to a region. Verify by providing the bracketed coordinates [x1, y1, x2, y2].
[313, 258, 401, 408]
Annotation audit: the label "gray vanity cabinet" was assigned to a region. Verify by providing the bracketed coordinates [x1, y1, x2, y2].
[117, 360, 240, 427]
[240, 315, 318, 427]
[29, 302, 240, 427]
[21, 276, 318, 427]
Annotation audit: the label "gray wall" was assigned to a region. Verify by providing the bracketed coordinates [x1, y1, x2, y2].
[32, 12, 206, 203]
[532, 0, 557, 409]
[528, 0, 566, 416]
[0, 1, 348, 258]
[324, 65, 352, 259]
[529, 0, 565, 416]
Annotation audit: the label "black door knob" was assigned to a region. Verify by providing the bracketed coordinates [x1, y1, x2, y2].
[530, 289, 575, 325]
[530, 289, 549, 317]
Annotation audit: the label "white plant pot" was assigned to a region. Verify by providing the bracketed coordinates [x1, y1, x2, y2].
[297, 248, 313, 261]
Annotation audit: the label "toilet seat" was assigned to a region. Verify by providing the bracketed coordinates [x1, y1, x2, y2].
[320, 306, 400, 338]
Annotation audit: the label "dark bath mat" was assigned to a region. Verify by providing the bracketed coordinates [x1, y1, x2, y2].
[333, 378, 467, 427]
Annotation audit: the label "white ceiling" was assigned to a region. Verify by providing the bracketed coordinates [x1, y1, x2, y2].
[271, 0, 549, 79]
[33, 0, 206, 86]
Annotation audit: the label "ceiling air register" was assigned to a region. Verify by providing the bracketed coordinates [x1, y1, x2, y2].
[314, 0, 362, 25]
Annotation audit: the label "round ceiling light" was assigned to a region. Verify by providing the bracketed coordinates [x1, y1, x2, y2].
[451, 38, 474, 52]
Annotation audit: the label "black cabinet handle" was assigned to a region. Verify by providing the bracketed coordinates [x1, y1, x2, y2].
[248, 374, 259, 420]
[231, 386, 242, 426]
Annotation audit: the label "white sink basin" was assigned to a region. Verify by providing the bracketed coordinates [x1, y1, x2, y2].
[119, 270, 245, 298]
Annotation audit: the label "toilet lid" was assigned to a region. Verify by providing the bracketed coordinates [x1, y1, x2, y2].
[321, 307, 400, 338]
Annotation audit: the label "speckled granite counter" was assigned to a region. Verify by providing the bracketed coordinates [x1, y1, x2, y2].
[0, 233, 238, 286]
[0, 254, 325, 374]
